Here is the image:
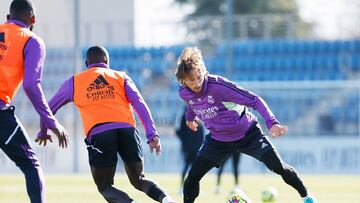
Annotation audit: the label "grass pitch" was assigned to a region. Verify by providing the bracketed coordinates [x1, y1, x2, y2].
[0, 173, 359, 203]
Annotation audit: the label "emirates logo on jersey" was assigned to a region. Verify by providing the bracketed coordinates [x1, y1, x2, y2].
[193, 106, 219, 120]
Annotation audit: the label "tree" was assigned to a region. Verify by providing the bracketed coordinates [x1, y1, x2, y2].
[173, 0, 311, 45]
[175, 0, 299, 16]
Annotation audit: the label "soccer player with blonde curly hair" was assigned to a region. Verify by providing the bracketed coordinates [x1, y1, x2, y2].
[175, 47, 317, 203]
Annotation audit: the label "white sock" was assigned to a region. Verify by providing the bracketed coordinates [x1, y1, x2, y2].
[162, 196, 173, 203]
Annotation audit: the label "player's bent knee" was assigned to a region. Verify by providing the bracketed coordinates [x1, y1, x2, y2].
[129, 174, 145, 190]
[282, 166, 297, 179]
[98, 185, 111, 195]
[97, 184, 109, 193]
[99, 185, 120, 202]
[183, 177, 195, 191]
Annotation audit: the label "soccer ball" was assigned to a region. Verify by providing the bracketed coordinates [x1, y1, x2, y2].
[261, 186, 278, 203]
[226, 187, 252, 203]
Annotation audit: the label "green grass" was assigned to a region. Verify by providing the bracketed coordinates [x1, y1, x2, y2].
[0, 173, 359, 203]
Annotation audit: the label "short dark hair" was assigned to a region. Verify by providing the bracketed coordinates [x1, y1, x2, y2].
[10, 0, 35, 16]
[86, 46, 109, 65]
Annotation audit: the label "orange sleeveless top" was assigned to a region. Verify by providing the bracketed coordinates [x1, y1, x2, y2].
[73, 67, 136, 136]
[0, 23, 33, 104]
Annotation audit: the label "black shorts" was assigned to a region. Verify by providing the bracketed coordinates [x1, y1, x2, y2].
[198, 123, 275, 167]
[84, 127, 143, 167]
[0, 106, 40, 167]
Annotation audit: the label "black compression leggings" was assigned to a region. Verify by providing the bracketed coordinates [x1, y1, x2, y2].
[217, 151, 241, 186]
[183, 156, 216, 203]
[91, 161, 167, 203]
[181, 158, 192, 185]
[261, 149, 308, 197]
[183, 150, 308, 203]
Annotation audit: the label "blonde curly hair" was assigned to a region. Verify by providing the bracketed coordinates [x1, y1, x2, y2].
[175, 47, 207, 85]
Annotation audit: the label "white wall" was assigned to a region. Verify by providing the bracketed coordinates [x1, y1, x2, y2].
[1, 0, 135, 46]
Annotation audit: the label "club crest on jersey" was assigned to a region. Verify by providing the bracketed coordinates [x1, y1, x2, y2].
[207, 95, 215, 104]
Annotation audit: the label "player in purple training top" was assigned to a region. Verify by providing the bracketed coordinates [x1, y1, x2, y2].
[0, 1, 68, 203]
[175, 47, 317, 203]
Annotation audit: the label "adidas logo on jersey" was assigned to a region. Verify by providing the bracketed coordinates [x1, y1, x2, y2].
[85, 75, 115, 101]
[87, 75, 113, 91]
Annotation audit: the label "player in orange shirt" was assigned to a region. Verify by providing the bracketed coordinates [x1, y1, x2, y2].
[0, 1, 68, 202]
[36, 46, 176, 203]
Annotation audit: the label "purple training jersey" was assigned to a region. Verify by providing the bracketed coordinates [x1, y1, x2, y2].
[179, 74, 279, 142]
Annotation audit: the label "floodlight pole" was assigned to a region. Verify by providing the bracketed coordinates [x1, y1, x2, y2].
[225, 0, 234, 78]
[72, 0, 81, 173]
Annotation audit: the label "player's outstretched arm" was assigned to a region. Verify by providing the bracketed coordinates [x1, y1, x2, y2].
[35, 122, 69, 148]
[148, 136, 161, 156]
[269, 124, 288, 138]
[50, 123, 69, 148]
[35, 132, 52, 147]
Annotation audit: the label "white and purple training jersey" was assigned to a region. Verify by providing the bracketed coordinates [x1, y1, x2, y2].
[179, 74, 279, 142]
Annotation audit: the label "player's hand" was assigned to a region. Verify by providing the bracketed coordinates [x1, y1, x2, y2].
[148, 136, 161, 156]
[269, 124, 288, 138]
[186, 120, 198, 132]
[50, 123, 69, 148]
[35, 132, 53, 146]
